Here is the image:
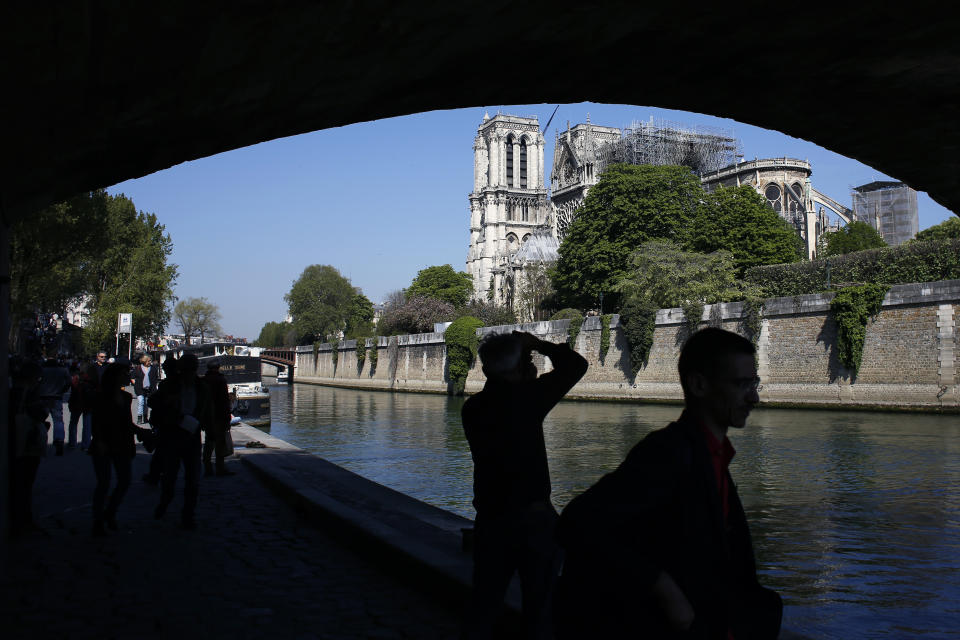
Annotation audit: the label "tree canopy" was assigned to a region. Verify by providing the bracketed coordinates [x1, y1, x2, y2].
[819, 221, 887, 257]
[691, 185, 804, 273]
[254, 321, 296, 347]
[616, 240, 747, 310]
[405, 264, 474, 307]
[552, 165, 806, 311]
[10, 189, 178, 354]
[174, 297, 222, 343]
[552, 164, 704, 310]
[284, 264, 357, 344]
[344, 292, 376, 339]
[912, 216, 960, 243]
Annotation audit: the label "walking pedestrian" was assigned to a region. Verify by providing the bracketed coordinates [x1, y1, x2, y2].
[8, 359, 49, 537]
[38, 357, 71, 456]
[152, 353, 212, 530]
[90, 363, 150, 536]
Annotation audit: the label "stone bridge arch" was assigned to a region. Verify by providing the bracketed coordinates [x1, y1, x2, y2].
[2, 3, 959, 222]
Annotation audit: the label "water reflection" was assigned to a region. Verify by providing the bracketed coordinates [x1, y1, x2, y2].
[262, 379, 960, 638]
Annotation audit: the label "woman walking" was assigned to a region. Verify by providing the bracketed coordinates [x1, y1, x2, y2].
[90, 362, 149, 536]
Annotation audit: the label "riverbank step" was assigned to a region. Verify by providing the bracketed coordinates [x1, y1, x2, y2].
[230, 425, 523, 618]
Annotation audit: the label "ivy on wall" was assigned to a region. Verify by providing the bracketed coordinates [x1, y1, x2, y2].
[445, 316, 483, 395]
[830, 283, 888, 376]
[619, 298, 658, 376]
[599, 314, 613, 363]
[681, 301, 704, 337]
[740, 296, 764, 346]
[550, 308, 585, 349]
[356, 338, 366, 368]
[369, 337, 379, 373]
[330, 337, 339, 370]
[568, 315, 584, 348]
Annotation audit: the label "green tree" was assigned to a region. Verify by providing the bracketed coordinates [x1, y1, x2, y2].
[377, 295, 455, 335]
[81, 193, 178, 353]
[254, 321, 295, 347]
[344, 292, 375, 339]
[284, 265, 356, 344]
[616, 239, 746, 310]
[9, 191, 111, 334]
[819, 221, 887, 257]
[912, 216, 960, 243]
[406, 264, 475, 307]
[692, 185, 804, 273]
[552, 164, 702, 309]
[174, 297, 222, 343]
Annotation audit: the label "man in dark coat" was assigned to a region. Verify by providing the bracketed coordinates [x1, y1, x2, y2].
[554, 328, 782, 639]
[201, 359, 234, 477]
[150, 353, 213, 530]
[461, 330, 588, 640]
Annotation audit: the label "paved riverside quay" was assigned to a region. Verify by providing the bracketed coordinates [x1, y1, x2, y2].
[1, 422, 466, 639]
[4, 409, 807, 639]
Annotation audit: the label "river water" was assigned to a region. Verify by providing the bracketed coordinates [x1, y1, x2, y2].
[258, 379, 959, 638]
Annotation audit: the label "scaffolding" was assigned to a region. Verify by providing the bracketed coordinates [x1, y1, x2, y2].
[851, 181, 919, 246]
[600, 116, 740, 175]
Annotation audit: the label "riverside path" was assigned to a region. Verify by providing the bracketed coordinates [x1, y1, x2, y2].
[1, 416, 462, 639]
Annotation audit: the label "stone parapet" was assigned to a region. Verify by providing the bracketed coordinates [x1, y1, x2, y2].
[292, 280, 960, 412]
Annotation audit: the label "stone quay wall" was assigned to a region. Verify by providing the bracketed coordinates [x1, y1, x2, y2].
[292, 280, 960, 412]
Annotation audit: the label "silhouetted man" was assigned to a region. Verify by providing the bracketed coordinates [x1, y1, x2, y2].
[152, 353, 212, 530]
[461, 330, 588, 640]
[202, 359, 234, 477]
[554, 328, 782, 639]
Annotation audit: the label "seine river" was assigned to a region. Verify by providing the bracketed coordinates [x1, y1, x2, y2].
[258, 379, 959, 639]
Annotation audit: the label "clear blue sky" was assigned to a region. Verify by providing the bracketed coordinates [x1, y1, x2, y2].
[107, 102, 955, 340]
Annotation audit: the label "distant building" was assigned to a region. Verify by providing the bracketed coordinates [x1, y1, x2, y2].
[851, 181, 919, 246]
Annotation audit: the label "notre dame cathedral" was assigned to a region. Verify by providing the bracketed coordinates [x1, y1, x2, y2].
[467, 111, 859, 319]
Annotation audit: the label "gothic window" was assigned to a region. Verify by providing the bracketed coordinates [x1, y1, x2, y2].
[520, 138, 528, 188]
[506, 135, 514, 188]
[522, 200, 529, 222]
[506, 233, 518, 252]
[522, 233, 531, 244]
[764, 183, 783, 214]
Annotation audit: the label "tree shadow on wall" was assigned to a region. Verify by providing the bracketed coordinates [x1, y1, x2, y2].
[816, 314, 855, 384]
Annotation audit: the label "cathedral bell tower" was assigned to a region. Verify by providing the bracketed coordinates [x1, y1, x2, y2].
[466, 113, 549, 304]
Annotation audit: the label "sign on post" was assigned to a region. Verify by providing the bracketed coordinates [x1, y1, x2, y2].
[119, 313, 132, 334]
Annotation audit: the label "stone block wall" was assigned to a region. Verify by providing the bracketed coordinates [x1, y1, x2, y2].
[292, 280, 960, 411]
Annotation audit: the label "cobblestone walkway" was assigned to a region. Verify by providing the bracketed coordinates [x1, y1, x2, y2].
[2, 429, 463, 639]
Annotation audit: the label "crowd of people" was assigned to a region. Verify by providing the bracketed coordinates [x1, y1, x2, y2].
[10, 325, 783, 639]
[7, 350, 238, 538]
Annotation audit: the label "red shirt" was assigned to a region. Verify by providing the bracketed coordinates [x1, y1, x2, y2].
[697, 421, 737, 640]
[697, 421, 736, 522]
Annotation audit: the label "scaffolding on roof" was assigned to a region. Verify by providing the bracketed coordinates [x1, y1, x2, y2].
[600, 117, 740, 175]
[851, 181, 919, 246]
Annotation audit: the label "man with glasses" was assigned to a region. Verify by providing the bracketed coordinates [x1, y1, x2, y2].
[554, 328, 781, 640]
[93, 351, 108, 384]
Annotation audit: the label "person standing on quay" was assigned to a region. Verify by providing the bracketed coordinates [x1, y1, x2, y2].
[554, 328, 782, 639]
[152, 353, 212, 530]
[38, 357, 71, 456]
[201, 359, 234, 477]
[461, 330, 588, 640]
[90, 363, 150, 536]
[132, 354, 159, 424]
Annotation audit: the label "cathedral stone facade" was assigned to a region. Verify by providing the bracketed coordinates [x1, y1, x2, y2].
[467, 114, 855, 311]
[550, 118, 621, 241]
[466, 113, 550, 306]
